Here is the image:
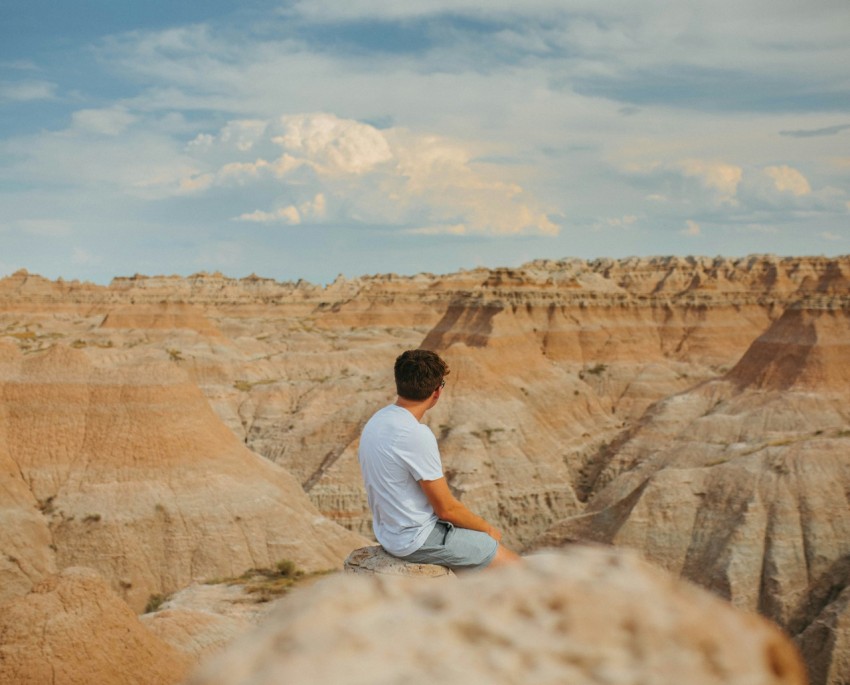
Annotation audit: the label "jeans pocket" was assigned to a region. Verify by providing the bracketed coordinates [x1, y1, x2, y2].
[439, 520, 455, 545]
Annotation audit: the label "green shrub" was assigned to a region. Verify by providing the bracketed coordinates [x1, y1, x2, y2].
[276, 559, 298, 578]
[145, 593, 168, 613]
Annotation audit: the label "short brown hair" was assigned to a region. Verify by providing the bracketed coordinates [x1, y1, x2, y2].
[394, 349, 449, 401]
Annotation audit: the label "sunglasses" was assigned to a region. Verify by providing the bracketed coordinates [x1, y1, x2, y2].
[436, 379, 446, 392]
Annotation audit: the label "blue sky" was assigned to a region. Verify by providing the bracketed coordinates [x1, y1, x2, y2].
[1, 0, 848, 284]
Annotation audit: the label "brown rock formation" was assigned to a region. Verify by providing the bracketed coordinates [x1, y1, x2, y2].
[2, 254, 849, 681]
[532, 298, 850, 684]
[0, 342, 57, 603]
[0, 566, 192, 685]
[728, 305, 850, 391]
[188, 546, 807, 685]
[0, 342, 366, 611]
[796, 584, 850, 685]
[101, 302, 223, 337]
[141, 608, 253, 661]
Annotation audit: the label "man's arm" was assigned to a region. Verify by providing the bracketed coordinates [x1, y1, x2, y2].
[419, 477, 503, 542]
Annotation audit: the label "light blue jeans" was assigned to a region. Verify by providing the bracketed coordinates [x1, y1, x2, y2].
[400, 520, 498, 571]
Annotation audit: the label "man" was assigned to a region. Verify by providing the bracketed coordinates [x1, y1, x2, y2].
[358, 349, 520, 570]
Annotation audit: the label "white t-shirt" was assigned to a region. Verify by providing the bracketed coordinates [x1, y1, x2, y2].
[358, 404, 443, 556]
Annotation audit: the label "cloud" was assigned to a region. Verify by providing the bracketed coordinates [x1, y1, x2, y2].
[238, 206, 301, 225]
[591, 215, 638, 231]
[273, 114, 394, 176]
[406, 224, 468, 235]
[763, 165, 811, 196]
[779, 124, 850, 138]
[0, 80, 57, 101]
[71, 107, 137, 136]
[681, 219, 701, 237]
[820, 231, 842, 241]
[284, 0, 566, 21]
[236, 193, 326, 225]
[678, 159, 742, 204]
[186, 113, 557, 236]
[1, 60, 40, 71]
[187, 120, 269, 153]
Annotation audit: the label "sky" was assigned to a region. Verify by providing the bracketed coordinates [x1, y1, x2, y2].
[1, 0, 849, 284]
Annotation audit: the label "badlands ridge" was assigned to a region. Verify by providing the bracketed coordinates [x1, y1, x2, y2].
[1, 254, 848, 684]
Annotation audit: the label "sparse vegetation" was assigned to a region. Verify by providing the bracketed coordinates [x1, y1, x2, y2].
[470, 427, 507, 442]
[37, 496, 56, 515]
[166, 348, 183, 362]
[3, 328, 68, 354]
[203, 559, 316, 603]
[82, 513, 102, 523]
[275, 559, 298, 577]
[586, 363, 608, 376]
[483, 427, 504, 441]
[233, 378, 276, 392]
[145, 593, 169, 613]
[70, 339, 114, 349]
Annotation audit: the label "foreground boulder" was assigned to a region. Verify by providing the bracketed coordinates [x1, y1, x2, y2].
[189, 545, 807, 685]
[0, 567, 191, 685]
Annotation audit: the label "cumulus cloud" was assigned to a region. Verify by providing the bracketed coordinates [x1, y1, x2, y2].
[187, 120, 269, 153]
[185, 113, 557, 236]
[678, 159, 742, 204]
[236, 194, 326, 225]
[238, 206, 301, 224]
[273, 114, 393, 176]
[681, 219, 701, 237]
[763, 165, 811, 196]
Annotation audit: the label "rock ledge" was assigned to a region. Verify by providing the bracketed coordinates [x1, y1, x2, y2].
[343, 545, 456, 579]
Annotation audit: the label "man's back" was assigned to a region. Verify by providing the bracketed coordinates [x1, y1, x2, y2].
[358, 404, 442, 556]
[357, 349, 519, 570]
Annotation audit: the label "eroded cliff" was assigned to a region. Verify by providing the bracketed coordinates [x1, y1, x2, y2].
[1, 254, 848, 682]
